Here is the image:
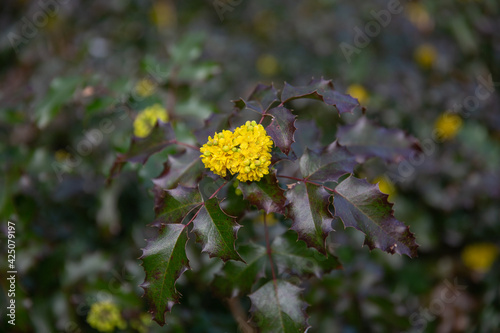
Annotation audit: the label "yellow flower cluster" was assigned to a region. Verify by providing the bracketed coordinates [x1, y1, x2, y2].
[346, 84, 369, 105]
[414, 43, 437, 69]
[133, 104, 169, 138]
[86, 301, 126, 332]
[462, 243, 498, 273]
[434, 113, 462, 141]
[134, 78, 157, 98]
[200, 121, 273, 182]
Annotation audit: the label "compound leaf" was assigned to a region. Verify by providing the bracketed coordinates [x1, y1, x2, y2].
[140, 224, 190, 326]
[192, 197, 243, 262]
[286, 182, 334, 255]
[337, 117, 421, 163]
[333, 176, 418, 257]
[281, 78, 359, 115]
[153, 185, 202, 226]
[249, 280, 310, 333]
[266, 106, 297, 155]
[238, 173, 287, 215]
[233, 83, 279, 114]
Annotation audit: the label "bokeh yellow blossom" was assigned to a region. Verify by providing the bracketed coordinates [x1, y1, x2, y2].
[434, 113, 462, 141]
[200, 121, 273, 182]
[150, 1, 177, 28]
[133, 104, 169, 138]
[134, 79, 157, 98]
[256, 54, 279, 77]
[414, 43, 437, 69]
[346, 84, 369, 105]
[406, 3, 434, 32]
[130, 313, 152, 333]
[86, 301, 126, 332]
[462, 243, 498, 273]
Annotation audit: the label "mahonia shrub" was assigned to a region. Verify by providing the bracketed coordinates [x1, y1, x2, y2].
[110, 78, 420, 331]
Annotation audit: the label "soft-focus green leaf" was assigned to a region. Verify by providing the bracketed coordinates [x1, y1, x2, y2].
[140, 224, 190, 326]
[272, 232, 342, 278]
[152, 149, 204, 189]
[238, 173, 286, 215]
[286, 182, 334, 254]
[153, 185, 202, 226]
[192, 197, 243, 262]
[266, 106, 297, 155]
[333, 176, 418, 257]
[233, 83, 279, 114]
[281, 78, 359, 114]
[337, 117, 421, 163]
[212, 243, 267, 297]
[299, 142, 356, 183]
[249, 280, 310, 333]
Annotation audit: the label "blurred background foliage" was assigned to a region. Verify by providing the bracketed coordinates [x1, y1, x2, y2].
[1, 0, 499, 332]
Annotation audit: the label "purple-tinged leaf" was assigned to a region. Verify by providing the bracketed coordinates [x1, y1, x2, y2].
[153, 149, 204, 189]
[194, 112, 231, 146]
[152, 185, 202, 226]
[212, 243, 267, 298]
[238, 173, 286, 215]
[333, 176, 418, 257]
[249, 280, 310, 333]
[140, 224, 190, 326]
[281, 78, 360, 115]
[299, 142, 356, 183]
[337, 117, 421, 163]
[266, 106, 297, 155]
[286, 182, 334, 255]
[233, 83, 279, 114]
[192, 197, 243, 262]
[272, 232, 342, 278]
[109, 121, 176, 179]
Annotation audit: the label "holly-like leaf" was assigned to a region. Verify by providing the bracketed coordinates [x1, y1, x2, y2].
[212, 243, 267, 297]
[233, 83, 279, 114]
[238, 173, 286, 215]
[333, 176, 418, 257]
[249, 280, 310, 333]
[299, 142, 356, 183]
[272, 232, 342, 278]
[152, 149, 204, 189]
[192, 197, 243, 262]
[286, 182, 334, 254]
[153, 185, 202, 226]
[194, 112, 231, 146]
[280, 78, 360, 115]
[109, 121, 176, 178]
[337, 117, 421, 163]
[266, 107, 297, 155]
[140, 224, 190, 326]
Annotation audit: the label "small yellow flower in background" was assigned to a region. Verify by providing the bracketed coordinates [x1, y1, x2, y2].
[434, 113, 463, 141]
[134, 78, 157, 98]
[87, 301, 126, 332]
[55, 149, 71, 162]
[150, 1, 177, 28]
[200, 121, 273, 182]
[260, 212, 279, 226]
[133, 104, 169, 138]
[406, 3, 434, 32]
[256, 54, 279, 77]
[130, 313, 152, 333]
[462, 243, 499, 273]
[346, 84, 369, 105]
[373, 176, 396, 201]
[414, 43, 437, 69]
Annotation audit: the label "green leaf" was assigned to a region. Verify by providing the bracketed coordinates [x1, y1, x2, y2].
[238, 173, 287, 215]
[333, 176, 418, 257]
[337, 117, 421, 163]
[36, 76, 82, 128]
[192, 197, 243, 262]
[152, 149, 204, 189]
[212, 243, 267, 297]
[233, 83, 279, 114]
[280, 78, 359, 114]
[153, 185, 202, 226]
[272, 232, 342, 278]
[109, 121, 176, 179]
[286, 182, 334, 254]
[299, 142, 356, 183]
[266, 107, 297, 155]
[249, 280, 310, 333]
[140, 224, 190, 326]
